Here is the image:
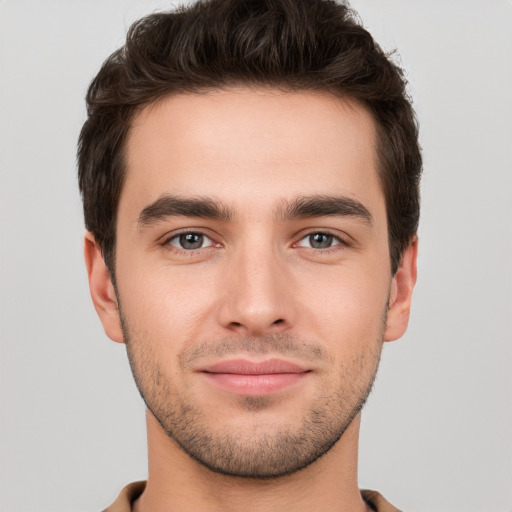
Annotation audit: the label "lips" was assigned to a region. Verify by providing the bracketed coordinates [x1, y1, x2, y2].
[200, 358, 310, 396]
[203, 358, 307, 374]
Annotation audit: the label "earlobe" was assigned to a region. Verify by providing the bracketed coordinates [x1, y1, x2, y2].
[84, 232, 125, 344]
[384, 237, 418, 342]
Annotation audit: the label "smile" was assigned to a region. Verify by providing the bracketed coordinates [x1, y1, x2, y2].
[200, 358, 311, 396]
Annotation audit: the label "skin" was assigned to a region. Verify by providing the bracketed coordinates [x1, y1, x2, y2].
[85, 87, 417, 512]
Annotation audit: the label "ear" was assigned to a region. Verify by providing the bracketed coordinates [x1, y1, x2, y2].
[84, 232, 124, 344]
[384, 236, 418, 342]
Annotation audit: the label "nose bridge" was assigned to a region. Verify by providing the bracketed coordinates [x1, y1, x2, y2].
[219, 231, 292, 334]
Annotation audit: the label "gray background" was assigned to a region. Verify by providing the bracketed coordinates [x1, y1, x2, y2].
[0, 1, 511, 511]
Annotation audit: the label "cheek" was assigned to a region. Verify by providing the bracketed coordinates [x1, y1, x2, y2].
[294, 261, 390, 352]
[116, 262, 218, 353]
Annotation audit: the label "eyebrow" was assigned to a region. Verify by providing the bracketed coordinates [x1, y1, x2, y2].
[137, 194, 232, 228]
[137, 193, 373, 228]
[277, 195, 373, 225]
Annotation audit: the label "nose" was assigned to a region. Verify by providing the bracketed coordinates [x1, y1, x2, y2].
[217, 242, 295, 337]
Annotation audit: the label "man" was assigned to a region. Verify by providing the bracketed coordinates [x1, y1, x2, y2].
[78, 0, 421, 510]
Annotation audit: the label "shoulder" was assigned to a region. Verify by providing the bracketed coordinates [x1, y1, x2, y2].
[361, 489, 403, 512]
[102, 481, 146, 512]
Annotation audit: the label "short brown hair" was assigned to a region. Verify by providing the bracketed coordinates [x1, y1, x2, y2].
[78, 0, 421, 275]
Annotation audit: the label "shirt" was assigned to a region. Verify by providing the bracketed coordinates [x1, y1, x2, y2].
[103, 481, 403, 511]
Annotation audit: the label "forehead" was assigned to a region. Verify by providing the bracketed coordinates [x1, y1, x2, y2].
[121, 87, 382, 218]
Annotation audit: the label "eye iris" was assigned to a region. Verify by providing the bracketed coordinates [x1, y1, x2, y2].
[310, 233, 333, 249]
[179, 233, 204, 249]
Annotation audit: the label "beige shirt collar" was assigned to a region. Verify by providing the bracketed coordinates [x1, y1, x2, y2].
[103, 481, 403, 512]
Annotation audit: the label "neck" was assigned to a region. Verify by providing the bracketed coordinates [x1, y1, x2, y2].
[133, 410, 371, 512]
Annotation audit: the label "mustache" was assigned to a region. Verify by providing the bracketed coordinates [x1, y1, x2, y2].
[179, 333, 329, 369]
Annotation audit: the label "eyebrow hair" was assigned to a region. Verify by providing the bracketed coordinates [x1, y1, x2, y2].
[137, 193, 372, 228]
[137, 194, 232, 227]
[277, 195, 373, 224]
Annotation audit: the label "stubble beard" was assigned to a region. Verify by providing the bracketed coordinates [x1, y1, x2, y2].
[120, 307, 385, 479]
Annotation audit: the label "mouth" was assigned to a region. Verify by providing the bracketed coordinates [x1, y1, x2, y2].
[199, 358, 311, 396]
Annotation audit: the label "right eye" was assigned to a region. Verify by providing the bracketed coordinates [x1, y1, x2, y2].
[166, 232, 214, 250]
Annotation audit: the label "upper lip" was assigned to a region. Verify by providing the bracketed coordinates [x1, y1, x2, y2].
[201, 358, 308, 375]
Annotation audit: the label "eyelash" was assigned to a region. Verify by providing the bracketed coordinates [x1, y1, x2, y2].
[160, 230, 348, 254]
[293, 231, 347, 252]
[161, 230, 219, 253]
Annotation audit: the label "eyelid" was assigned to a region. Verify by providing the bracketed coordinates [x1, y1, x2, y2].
[158, 227, 350, 253]
[294, 229, 348, 246]
[160, 228, 222, 250]
[168, 232, 213, 249]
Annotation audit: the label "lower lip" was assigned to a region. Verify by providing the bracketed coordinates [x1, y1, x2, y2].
[202, 372, 308, 396]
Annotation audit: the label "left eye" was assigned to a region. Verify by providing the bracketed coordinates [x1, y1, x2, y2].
[168, 232, 213, 250]
[297, 232, 341, 249]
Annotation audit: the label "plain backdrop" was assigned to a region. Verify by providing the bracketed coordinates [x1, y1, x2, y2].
[0, 1, 511, 511]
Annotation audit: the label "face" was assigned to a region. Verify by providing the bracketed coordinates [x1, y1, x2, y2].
[86, 87, 417, 478]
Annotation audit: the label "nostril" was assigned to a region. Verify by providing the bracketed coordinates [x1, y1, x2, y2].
[226, 318, 286, 333]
